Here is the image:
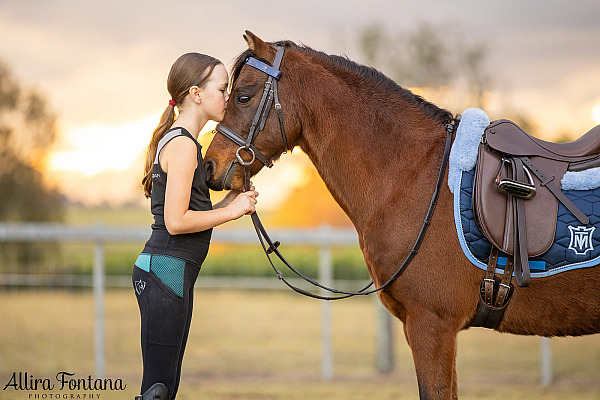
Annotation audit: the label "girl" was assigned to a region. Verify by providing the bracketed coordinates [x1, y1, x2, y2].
[132, 53, 258, 400]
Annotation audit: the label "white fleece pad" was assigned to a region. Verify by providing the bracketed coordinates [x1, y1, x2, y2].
[447, 108, 490, 193]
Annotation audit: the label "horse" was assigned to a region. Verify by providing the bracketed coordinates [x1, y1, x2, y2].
[204, 31, 600, 399]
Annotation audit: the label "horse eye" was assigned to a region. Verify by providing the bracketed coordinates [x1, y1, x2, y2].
[237, 95, 251, 105]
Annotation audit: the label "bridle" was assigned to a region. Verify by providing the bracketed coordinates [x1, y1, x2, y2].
[215, 46, 288, 171]
[215, 44, 459, 300]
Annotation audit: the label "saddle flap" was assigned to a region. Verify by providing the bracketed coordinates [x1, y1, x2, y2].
[473, 144, 568, 256]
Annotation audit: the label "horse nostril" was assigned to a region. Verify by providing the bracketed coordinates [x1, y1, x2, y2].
[204, 159, 215, 179]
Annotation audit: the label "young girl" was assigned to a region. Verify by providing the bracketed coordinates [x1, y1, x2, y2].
[132, 53, 258, 400]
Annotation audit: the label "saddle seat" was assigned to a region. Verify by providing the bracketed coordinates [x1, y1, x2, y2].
[486, 120, 600, 162]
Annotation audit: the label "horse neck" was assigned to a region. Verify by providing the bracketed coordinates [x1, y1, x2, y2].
[292, 68, 447, 233]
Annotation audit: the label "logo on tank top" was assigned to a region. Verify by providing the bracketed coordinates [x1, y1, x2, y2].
[134, 279, 146, 295]
[152, 173, 160, 179]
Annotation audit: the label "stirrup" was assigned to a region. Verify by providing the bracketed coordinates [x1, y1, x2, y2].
[135, 382, 170, 400]
[497, 159, 537, 199]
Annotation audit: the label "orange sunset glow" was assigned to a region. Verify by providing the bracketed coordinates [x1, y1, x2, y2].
[1, 1, 599, 209]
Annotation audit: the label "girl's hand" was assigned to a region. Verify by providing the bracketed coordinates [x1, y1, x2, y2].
[226, 190, 259, 219]
[217, 183, 256, 209]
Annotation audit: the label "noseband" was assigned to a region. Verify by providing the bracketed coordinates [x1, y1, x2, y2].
[215, 46, 288, 170]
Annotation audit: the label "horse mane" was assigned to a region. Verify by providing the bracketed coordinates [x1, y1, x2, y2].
[230, 40, 453, 126]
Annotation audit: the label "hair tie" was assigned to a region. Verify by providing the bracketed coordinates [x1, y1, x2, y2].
[168, 99, 177, 107]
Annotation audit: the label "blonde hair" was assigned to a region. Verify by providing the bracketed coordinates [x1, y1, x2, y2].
[142, 53, 222, 198]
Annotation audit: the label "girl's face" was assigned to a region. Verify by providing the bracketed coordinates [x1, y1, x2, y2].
[199, 64, 229, 122]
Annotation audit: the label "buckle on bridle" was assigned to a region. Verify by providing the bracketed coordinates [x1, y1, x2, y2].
[236, 146, 256, 167]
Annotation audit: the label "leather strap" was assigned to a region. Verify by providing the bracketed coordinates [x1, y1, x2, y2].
[520, 156, 589, 225]
[215, 46, 287, 168]
[495, 256, 514, 307]
[510, 158, 530, 286]
[470, 247, 514, 329]
[246, 57, 283, 79]
[483, 247, 498, 305]
[248, 123, 457, 300]
[273, 80, 288, 154]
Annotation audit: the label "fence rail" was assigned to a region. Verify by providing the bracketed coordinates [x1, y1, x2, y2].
[0, 222, 552, 384]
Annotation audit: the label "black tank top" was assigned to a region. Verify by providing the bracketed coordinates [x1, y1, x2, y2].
[142, 127, 212, 266]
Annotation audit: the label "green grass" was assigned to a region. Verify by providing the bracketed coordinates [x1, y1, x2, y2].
[2, 203, 370, 279]
[0, 289, 598, 399]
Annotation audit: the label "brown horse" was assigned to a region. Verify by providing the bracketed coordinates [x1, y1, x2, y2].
[204, 31, 600, 399]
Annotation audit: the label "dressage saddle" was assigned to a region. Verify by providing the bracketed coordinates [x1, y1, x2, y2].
[471, 119, 600, 327]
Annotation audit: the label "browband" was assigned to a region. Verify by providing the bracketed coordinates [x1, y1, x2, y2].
[246, 57, 282, 80]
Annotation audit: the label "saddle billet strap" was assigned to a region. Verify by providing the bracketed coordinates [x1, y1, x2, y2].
[495, 256, 514, 308]
[471, 247, 513, 329]
[520, 156, 589, 225]
[483, 247, 498, 305]
[482, 246, 514, 308]
[511, 158, 531, 287]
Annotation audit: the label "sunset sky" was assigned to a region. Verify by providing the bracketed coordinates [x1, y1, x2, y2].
[1, 0, 599, 207]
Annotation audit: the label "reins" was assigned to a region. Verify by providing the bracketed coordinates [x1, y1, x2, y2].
[215, 45, 459, 300]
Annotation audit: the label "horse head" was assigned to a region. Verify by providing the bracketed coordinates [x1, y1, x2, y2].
[205, 31, 302, 191]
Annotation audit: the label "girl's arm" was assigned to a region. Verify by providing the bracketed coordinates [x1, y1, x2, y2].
[161, 137, 257, 235]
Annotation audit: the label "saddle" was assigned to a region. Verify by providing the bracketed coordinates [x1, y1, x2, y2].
[470, 119, 600, 327]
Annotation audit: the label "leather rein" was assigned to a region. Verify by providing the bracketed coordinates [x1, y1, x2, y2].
[215, 45, 458, 300]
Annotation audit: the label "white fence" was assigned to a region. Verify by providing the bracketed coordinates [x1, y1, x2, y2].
[0, 222, 552, 384]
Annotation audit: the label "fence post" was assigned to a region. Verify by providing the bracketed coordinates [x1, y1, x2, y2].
[319, 226, 334, 381]
[93, 223, 106, 378]
[375, 296, 395, 373]
[540, 337, 552, 385]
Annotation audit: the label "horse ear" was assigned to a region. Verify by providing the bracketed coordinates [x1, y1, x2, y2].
[244, 30, 269, 55]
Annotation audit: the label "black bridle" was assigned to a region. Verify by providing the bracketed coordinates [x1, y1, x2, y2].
[215, 46, 288, 170]
[215, 45, 458, 300]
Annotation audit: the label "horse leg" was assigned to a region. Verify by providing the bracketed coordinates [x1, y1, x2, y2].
[452, 355, 458, 400]
[405, 312, 458, 400]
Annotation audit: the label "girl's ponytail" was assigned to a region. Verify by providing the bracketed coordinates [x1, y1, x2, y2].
[141, 53, 221, 198]
[142, 103, 176, 198]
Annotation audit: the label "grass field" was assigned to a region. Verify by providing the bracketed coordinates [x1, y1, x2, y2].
[1, 288, 598, 399]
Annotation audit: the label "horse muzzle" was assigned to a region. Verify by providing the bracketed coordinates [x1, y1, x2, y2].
[205, 158, 244, 191]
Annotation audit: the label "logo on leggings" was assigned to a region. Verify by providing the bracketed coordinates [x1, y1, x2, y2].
[134, 279, 146, 295]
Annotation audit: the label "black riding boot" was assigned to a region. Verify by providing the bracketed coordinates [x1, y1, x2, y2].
[135, 382, 170, 400]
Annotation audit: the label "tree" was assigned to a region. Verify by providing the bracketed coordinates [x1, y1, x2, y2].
[357, 22, 492, 109]
[0, 62, 64, 272]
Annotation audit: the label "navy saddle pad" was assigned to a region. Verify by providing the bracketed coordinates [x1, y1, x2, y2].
[455, 168, 600, 276]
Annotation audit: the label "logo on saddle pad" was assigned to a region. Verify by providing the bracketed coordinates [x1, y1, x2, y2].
[568, 226, 596, 255]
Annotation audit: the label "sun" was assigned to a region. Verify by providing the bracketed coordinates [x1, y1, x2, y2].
[593, 105, 600, 125]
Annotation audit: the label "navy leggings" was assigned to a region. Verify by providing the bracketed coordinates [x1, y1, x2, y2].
[132, 254, 200, 399]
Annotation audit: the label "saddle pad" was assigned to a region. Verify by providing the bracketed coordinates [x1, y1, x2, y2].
[454, 167, 600, 276]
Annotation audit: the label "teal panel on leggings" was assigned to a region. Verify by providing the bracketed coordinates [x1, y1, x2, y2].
[150, 254, 185, 297]
[135, 253, 151, 272]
